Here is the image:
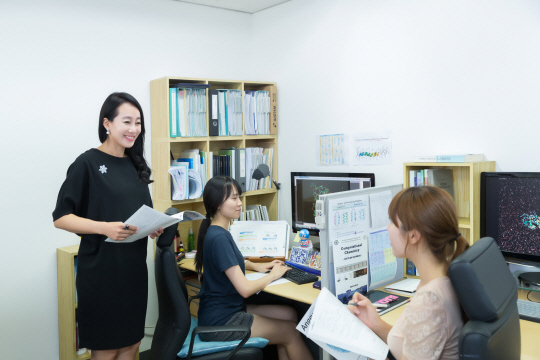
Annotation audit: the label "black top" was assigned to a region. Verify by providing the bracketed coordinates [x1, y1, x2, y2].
[53, 148, 152, 350]
[198, 226, 246, 327]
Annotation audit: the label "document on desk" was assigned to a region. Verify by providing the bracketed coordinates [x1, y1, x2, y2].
[307, 288, 388, 360]
[245, 272, 290, 286]
[105, 205, 205, 243]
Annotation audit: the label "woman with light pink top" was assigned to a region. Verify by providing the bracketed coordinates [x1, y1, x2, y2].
[348, 186, 469, 360]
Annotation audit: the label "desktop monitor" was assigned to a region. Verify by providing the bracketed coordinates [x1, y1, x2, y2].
[291, 172, 375, 236]
[481, 172, 540, 286]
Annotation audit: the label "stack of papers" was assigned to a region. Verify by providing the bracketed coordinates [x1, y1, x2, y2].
[297, 288, 388, 360]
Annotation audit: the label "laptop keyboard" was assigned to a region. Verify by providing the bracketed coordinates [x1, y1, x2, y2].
[517, 299, 540, 323]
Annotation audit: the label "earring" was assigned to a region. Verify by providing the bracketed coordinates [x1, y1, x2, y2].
[106, 128, 110, 135]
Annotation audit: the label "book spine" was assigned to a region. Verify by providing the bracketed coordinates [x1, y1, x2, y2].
[169, 88, 177, 137]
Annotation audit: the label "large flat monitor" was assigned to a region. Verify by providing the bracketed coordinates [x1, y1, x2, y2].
[291, 172, 375, 236]
[481, 172, 540, 285]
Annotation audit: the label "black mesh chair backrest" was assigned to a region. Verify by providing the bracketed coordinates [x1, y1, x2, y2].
[448, 237, 521, 360]
[151, 222, 192, 360]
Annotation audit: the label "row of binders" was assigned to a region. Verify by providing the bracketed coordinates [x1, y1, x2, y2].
[244, 90, 271, 135]
[169, 84, 209, 137]
[209, 90, 243, 136]
[169, 86, 276, 138]
[169, 147, 274, 201]
[208, 89, 272, 136]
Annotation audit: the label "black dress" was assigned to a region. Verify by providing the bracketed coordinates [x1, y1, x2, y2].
[53, 148, 152, 350]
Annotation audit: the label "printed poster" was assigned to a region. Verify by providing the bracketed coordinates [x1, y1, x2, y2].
[328, 194, 371, 303]
[318, 134, 349, 166]
[352, 131, 392, 166]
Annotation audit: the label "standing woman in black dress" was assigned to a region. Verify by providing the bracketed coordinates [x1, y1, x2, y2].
[53, 92, 163, 360]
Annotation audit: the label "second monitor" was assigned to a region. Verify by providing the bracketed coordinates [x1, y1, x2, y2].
[291, 172, 375, 236]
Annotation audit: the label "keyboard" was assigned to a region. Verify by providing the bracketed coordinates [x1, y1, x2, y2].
[281, 267, 319, 285]
[517, 299, 540, 323]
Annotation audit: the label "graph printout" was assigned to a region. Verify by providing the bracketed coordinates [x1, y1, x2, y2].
[352, 131, 392, 166]
[368, 228, 397, 288]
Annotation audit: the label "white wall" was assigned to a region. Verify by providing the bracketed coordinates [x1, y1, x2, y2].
[0, 0, 252, 358]
[3, 0, 540, 358]
[252, 0, 540, 225]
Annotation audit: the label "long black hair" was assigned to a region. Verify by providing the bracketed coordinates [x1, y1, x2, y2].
[98, 92, 153, 184]
[195, 176, 242, 273]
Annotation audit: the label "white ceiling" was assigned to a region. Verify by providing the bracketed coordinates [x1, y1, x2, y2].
[172, 0, 291, 14]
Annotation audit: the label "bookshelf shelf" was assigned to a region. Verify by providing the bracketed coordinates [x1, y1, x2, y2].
[150, 76, 278, 250]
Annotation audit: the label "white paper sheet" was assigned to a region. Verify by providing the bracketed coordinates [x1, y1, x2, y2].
[308, 288, 389, 360]
[369, 190, 392, 229]
[104, 205, 204, 243]
[297, 298, 368, 360]
[245, 272, 290, 286]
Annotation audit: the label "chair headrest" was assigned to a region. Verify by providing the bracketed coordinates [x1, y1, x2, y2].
[156, 207, 179, 249]
[448, 237, 517, 322]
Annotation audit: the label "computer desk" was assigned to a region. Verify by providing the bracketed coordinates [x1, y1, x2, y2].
[179, 259, 540, 359]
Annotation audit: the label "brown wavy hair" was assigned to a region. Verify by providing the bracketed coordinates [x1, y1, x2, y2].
[388, 186, 469, 269]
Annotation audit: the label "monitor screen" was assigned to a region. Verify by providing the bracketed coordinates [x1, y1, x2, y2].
[481, 172, 540, 263]
[291, 172, 375, 235]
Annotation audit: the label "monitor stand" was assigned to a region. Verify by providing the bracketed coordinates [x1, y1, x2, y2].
[518, 272, 540, 287]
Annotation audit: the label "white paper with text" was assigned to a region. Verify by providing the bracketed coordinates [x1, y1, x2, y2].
[308, 288, 389, 360]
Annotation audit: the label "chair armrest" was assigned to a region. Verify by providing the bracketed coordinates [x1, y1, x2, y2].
[186, 325, 251, 360]
[188, 295, 200, 309]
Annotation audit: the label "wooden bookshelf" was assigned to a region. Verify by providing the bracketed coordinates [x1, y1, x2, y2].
[150, 77, 279, 250]
[403, 161, 496, 277]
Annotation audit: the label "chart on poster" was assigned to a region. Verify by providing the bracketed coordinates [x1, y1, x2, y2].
[369, 228, 397, 288]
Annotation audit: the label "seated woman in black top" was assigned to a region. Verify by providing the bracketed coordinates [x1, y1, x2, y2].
[195, 176, 313, 360]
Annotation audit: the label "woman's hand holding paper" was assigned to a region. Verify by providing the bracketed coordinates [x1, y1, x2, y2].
[347, 292, 383, 332]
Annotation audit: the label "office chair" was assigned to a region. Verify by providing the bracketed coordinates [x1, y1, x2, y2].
[448, 237, 521, 360]
[150, 209, 263, 360]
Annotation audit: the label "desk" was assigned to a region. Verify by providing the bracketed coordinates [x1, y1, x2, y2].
[179, 259, 540, 359]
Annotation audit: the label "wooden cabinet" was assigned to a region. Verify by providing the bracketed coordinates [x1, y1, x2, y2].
[403, 161, 496, 244]
[57, 245, 90, 360]
[150, 77, 279, 250]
